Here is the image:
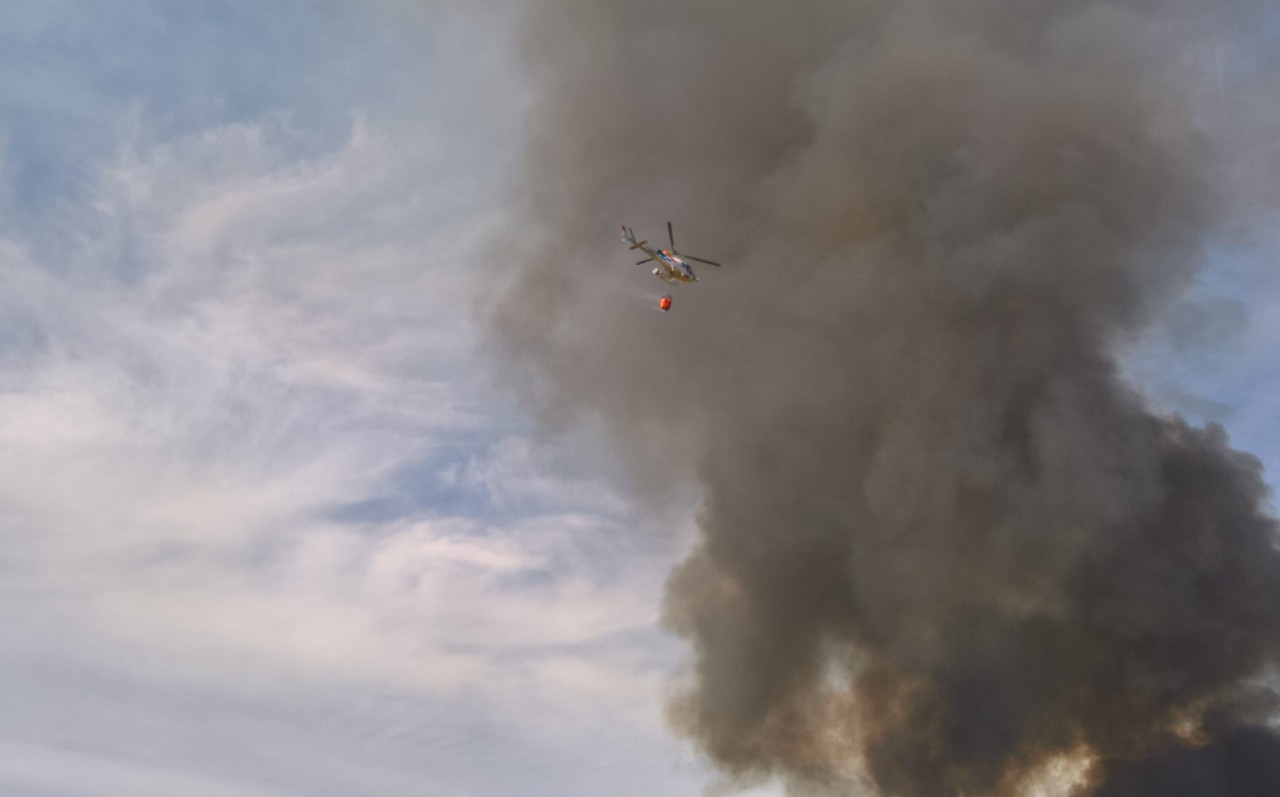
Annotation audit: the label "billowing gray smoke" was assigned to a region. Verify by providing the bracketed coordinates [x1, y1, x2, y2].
[483, 1, 1280, 794]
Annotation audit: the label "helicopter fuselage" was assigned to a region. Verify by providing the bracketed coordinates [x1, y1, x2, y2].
[651, 250, 697, 284]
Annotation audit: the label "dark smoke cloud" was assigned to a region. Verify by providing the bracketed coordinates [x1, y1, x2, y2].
[483, 1, 1280, 794]
[1093, 725, 1280, 797]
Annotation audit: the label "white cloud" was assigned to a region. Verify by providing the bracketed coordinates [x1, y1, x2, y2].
[0, 739, 301, 797]
[0, 4, 744, 795]
[0, 66, 697, 793]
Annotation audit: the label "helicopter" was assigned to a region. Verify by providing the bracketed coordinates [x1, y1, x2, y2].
[621, 222, 721, 311]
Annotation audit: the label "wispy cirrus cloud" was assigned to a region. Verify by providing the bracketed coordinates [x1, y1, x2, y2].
[0, 5, 709, 794]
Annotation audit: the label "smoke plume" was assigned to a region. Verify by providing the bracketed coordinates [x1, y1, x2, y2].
[484, 1, 1280, 794]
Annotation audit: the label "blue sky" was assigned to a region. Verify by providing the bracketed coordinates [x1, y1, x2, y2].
[0, 3, 737, 795]
[0, 3, 1275, 797]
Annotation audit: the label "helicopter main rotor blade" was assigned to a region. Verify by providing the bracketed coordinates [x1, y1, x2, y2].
[683, 255, 721, 267]
[668, 221, 675, 251]
[636, 259, 652, 266]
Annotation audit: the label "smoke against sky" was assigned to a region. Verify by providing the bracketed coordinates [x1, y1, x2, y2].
[487, 1, 1280, 794]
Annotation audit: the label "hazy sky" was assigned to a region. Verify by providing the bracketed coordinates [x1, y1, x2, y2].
[0, 3, 1276, 796]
